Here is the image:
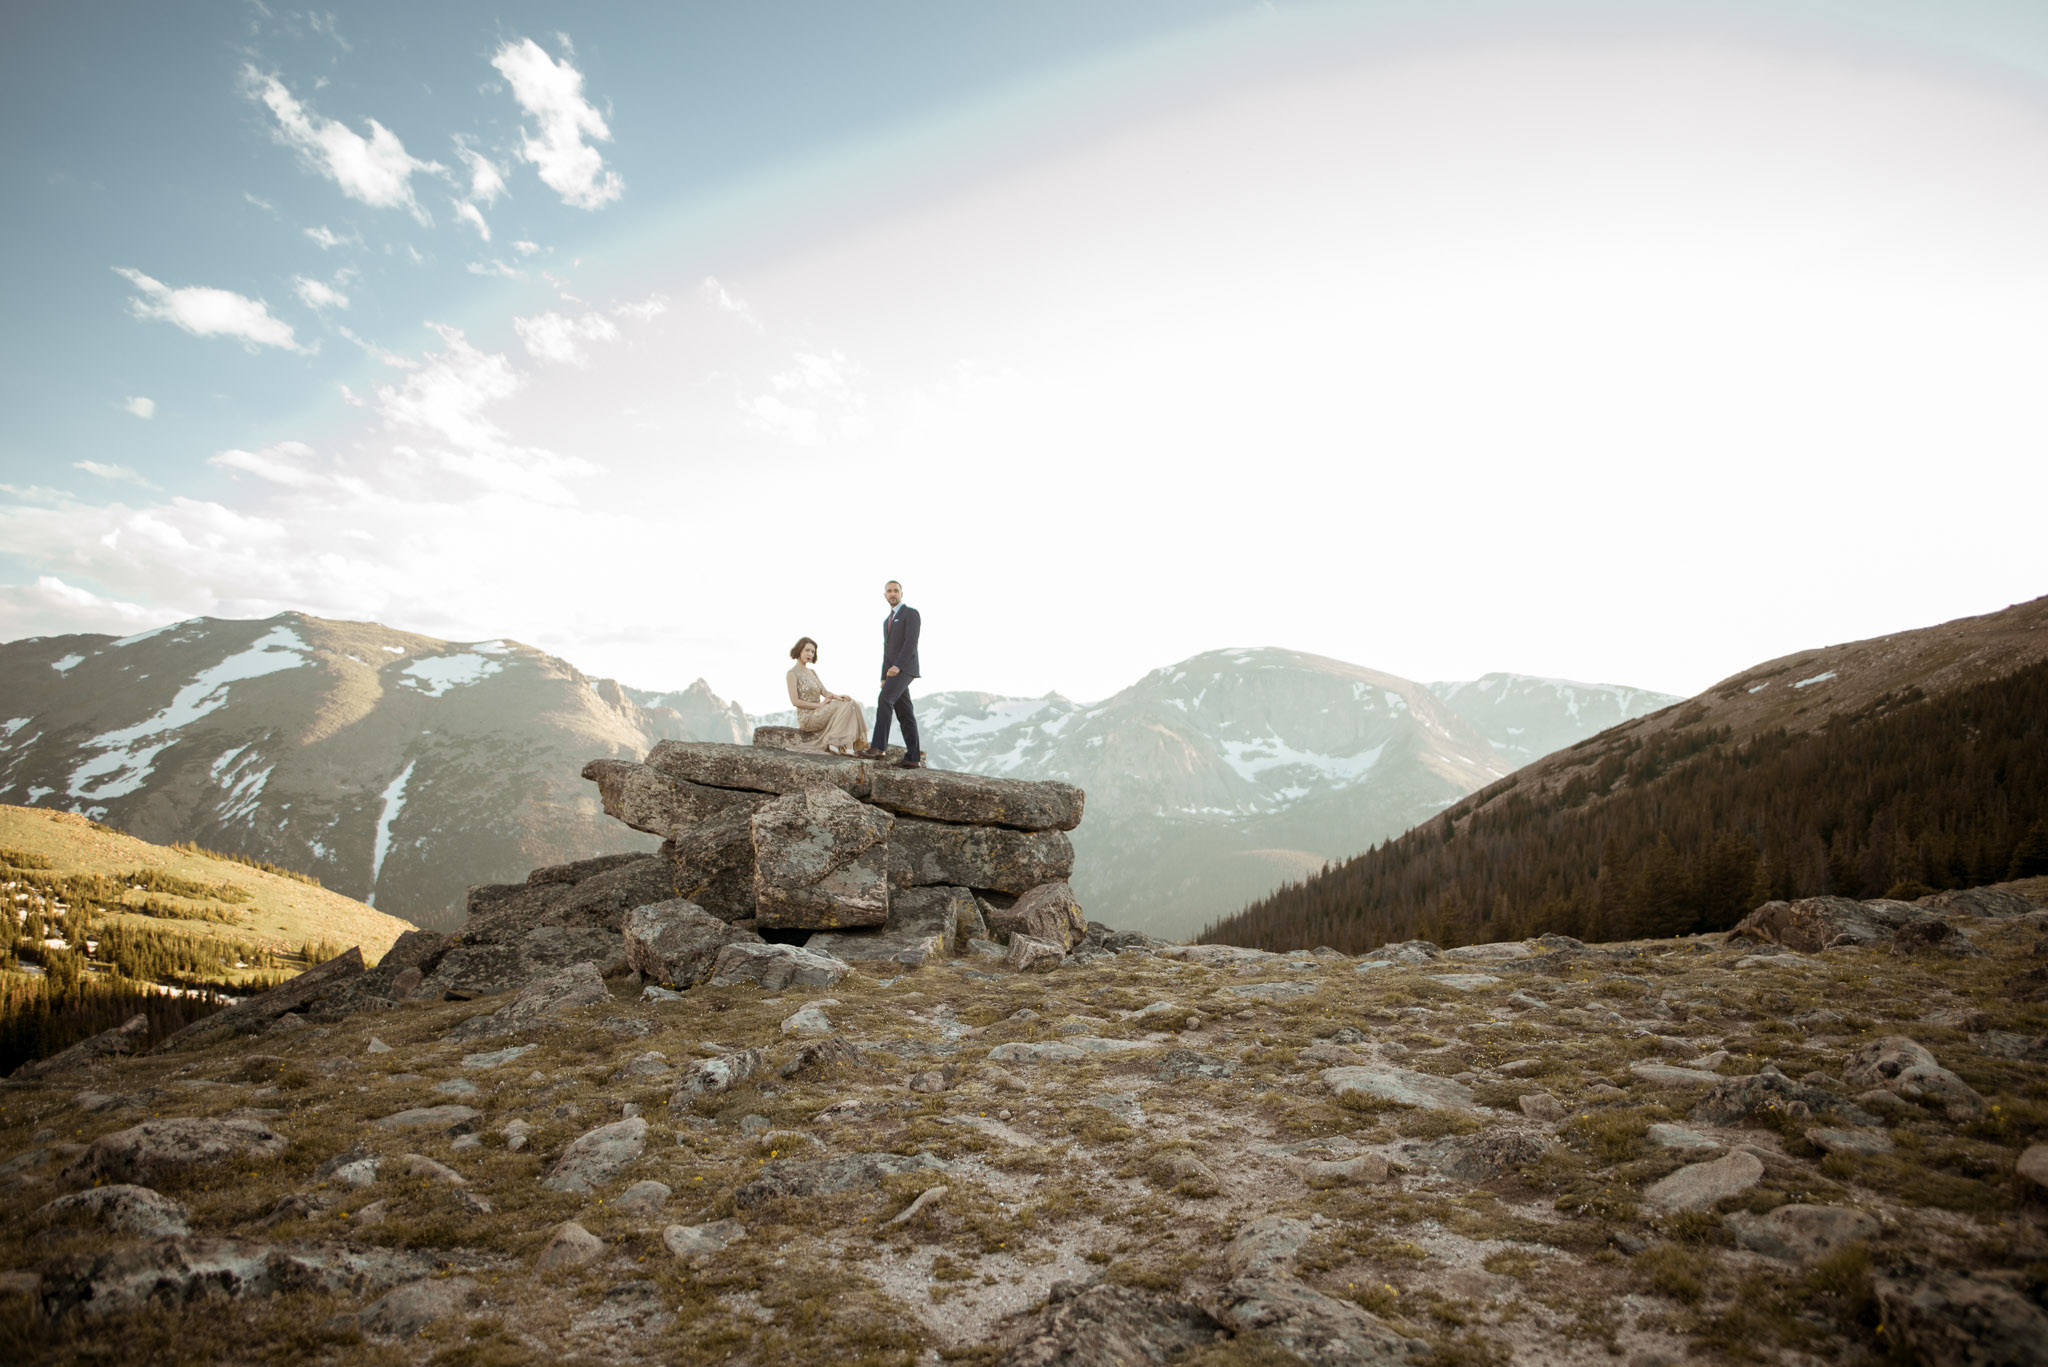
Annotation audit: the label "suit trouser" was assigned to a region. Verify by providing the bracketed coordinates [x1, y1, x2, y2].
[873, 675, 919, 755]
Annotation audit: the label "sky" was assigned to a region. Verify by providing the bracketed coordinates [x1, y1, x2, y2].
[4, 0, 2046, 715]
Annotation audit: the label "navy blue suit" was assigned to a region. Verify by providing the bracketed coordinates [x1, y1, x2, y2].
[872, 604, 921, 755]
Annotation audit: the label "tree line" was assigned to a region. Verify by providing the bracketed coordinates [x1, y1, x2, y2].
[1203, 659, 2048, 954]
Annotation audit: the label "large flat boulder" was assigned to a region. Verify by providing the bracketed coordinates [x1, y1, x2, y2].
[65, 1117, 288, 1187]
[706, 942, 851, 990]
[1917, 887, 2039, 918]
[752, 784, 894, 929]
[421, 925, 628, 998]
[667, 805, 759, 923]
[580, 757, 761, 836]
[753, 727, 903, 761]
[865, 767, 1084, 832]
[889, 820, 1074, 894]
[647, 739, 869, 798]
[807, 886, 962, 969]
[444, 961, 608, 1042]
[624, 899, 762, 988]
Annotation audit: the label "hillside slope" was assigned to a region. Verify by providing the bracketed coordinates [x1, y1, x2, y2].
[0, 615, 749, 931]
[1207, 595, 2048, 952]
[1, 804, 413, 966]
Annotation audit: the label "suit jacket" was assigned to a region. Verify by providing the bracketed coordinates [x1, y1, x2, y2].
[881, 605, 921, 681]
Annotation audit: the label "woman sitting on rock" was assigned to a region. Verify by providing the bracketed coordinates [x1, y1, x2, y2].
[786, 636, 868, 755]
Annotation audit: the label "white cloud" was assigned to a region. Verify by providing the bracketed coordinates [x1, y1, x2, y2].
[208, 440, 365, 494]
[466, 259, 525, 279]
[455, 144, 507, 205]
[243, 192, 276, 213]
[513, 310, 618, 365]
[74, 460, 158, 488]
[452, 200, 491, 241]
[242, 66, 444, 222]
[303, 225, 360, 250]
[490, 38, 623, 209]
[292, 275, 349, 310]
[119, 396, 155, 419]
[740, 350, 871, 445]
[338, 326, 418, 369]
[612, 294, 668, 321]
[114, 267, 303, 352]
[0, 576, 172, 639]
[701, 277, 762, 331]
[512, 240, 542, 256]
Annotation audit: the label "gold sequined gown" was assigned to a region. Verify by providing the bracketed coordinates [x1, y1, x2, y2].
[787, 665, 867, 753]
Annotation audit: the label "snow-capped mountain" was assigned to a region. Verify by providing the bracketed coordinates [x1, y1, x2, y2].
[756, 649, 1679, 938]
[0, 614, 746, 931]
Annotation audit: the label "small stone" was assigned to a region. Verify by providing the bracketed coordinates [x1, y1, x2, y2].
[1646, 1123, 1719, 1150]
[535, 1220, 605, 1272]
[1322, 1065, 1475, 1112]
[616, 1180, 672, 1217]
[393, 1153, 466, 1185]
[664, 1218, 745, 1258]
[1806, 1126, 1895, 1158]
[740, 1115, 772, 1137]
[908, 1064, 959, 1093]
[367, 1038, 393, 1054]
[1630, 1063, 1721, 1088]
[502, 1119, 532, 1152]
[36, 1184, 191, 1238]
[1642, 1150, 1764, 1213]
[1300, 1155, 1389, 1189]
[433, 1078, 479, 1097]
[779, 1002, 836, 1038]
[709, 942, 851, 991]
[541, 1117, 647, 1193]
[461, 1044, 536, 1070]
[64, 1117, 289, 1186]
[346, 1276, 478, 1339]
[2016, 1144, 2048, 1189]
[1004, 933, 1065, 973]
[670, 1048, 764, 1103]
[1427, 973, 1502, 992]
[374, 1105, 479, 1133]
[1518, 1093, 1564, 1122]
[450, 1134, 482, 1152]
[1726, 1205, 1880, 1262]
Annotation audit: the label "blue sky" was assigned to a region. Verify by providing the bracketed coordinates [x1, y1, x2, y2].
[6, 1, 2048, 712]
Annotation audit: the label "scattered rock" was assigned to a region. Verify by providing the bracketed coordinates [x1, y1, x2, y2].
[1733, 895, 1941, 953]
[343, 1276, 478, 1339]
[36, 1184, 190, 1237]
[994, 1283, 1222, 1367]
[1642, 1150, 1764, 1213]
[734, 1152, 948, 1207]
[2016, 1145, 2048, 1189]
[39, 1237, 431, 1319]
[616, 1180, 672, 1217]
[64, 1117, 287, 1187]
[367, 1037, 393, 1054]
[1518, 1093, 1564, 1123]
[1360, 941, 1441, 965]
[374, 1105, 480, 1134]
[1806, 1127, 1895, 1158]
[779, 1002, 836, 1037]
[1893, 919, 1987, 958]
[535, 1220, 606, 1271]
[1630, 1063, 1721, 1088]
[780, 1037, 866, 1081]
[1691, 1071, 1872, 1128]
[1427, 973, 1502, 992]
[153, 950, 367, 1051]
[909, 1064, 960, 1093]
[664, 1218, 746, 1258]
[1323, 1065, 1476, 1112]
[541, 1117, 647, 1193]
[623, 899, 763, 988]
[1873, 1269, 2048, 1367]
[671, 1048, 764, 1104]
[461, 1044, 535, 1070]
[1726, 1205, 1880, 1262]
[1004, 933, 1065, 973]
[807, 886, 961, 969]
[611, 1050, 671, 1081]
[1217, 1277, 1416, 1365]
[984, 880, 1088, 951]
[1843, 1036, 1987, 1120]
[1646, 1123, 1719, 1150]
[1225, 1216, 1312, 1278]
[444, 961, 609, 1043]
[1430, 1128, 1550, 1181]
[1154, 1049, 1235, 1081]
[1223, 980, 1318, 1003]
[1301, 1154, 1391, 1189]
[1917, 887, 2038, 918]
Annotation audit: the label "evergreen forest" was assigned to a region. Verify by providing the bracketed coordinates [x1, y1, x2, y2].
[1204, 659, 2048, 954]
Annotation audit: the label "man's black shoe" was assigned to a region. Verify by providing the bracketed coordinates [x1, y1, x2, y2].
[855, 747, 891, 760]
[892, 753, 924, 769]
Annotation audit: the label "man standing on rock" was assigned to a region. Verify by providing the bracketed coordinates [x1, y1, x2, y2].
[860, 580, 922, 768]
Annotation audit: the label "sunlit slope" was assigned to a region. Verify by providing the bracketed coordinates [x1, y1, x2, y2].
[0, 805, 413, 964]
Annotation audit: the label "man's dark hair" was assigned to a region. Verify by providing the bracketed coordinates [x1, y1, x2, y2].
[790, 636, 819, 661]
[886, 580, 901, 589]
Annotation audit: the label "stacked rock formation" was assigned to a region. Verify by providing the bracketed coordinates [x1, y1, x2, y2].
[581, 733, 1089, 983]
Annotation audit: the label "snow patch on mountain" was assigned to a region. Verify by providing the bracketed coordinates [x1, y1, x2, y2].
[368, 759, 417, 906]
[399, 653, 504, 697]
[65, 624, 311, 802]
[50, 654, 86, 674]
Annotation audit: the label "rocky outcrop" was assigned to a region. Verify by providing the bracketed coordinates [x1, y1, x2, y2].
[624, 900, 761, 987]
[443, 962, 609, 1043]
[983, 880, 1086, 951]
[888, 821, 1075, 894]
[64, 1118, 288, 1187]
[1733, 895, 1948, 953]
[154, 949, 367, 1051]
[864, 766, 1084, 832]
[580, 757, 760, 837]
[10, 1013, 150, 1078]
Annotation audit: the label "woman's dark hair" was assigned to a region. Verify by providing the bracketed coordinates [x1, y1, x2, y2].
[790, 636, 819, 661]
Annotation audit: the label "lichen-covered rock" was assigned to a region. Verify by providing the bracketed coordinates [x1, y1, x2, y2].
[1359, 940, 1442, 965]
[706, 941, 850, 990]
[665, 1218, 747, 1258]
[888, 820, 1074, 894]
[1726, 1205, 1879, 1262]
[1916, 887, 2039, 919]
[1323, 1066, 1475, 1112]
[807, 886, 960, 969]
[984, 880, 1087, 951]
[670, 1048, 764, 1104]
[1004, 933, 1066, 973]
[534, 1220, 605, 1270]
[38, 1238, 433, 1320]
[542, 1117, 646, 1194]
[733, 1151, 948, 1207]
[154, 949, 366, 1051]
[1691, 1069, 1878, 1128]
[1217, 1277, 1416, 1365]
[37, 1184, 190, 1237]
[1874, 1269, 2048, 1367]
[1428, 1128, 1550, 1182]
[865, 766, 1084, 832]
[623, 899, 762, 987]
[443, 961, 608, 1043]
[647, 739, 869, 798]
[666, 804, 760, 923]
[1733, 896, 1942, 952]
[1843, 1037, 1987, 1120]
[64, 1117, 287, 1187]
[581, 757, 759, 836]
[1642, 1150, 1764, 1213]
[751, 784, 893, 929]
[993, 1283, 1223, 1367]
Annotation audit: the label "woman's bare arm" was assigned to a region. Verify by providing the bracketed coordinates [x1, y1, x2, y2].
[786, 670, 817, 710]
